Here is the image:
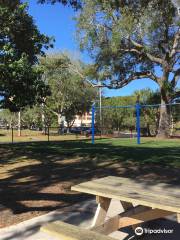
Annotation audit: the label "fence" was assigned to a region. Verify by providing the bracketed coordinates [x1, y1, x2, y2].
[0, 126, 91, 144]
[91, 102, 180, 144]
[0, 103, 179, 144]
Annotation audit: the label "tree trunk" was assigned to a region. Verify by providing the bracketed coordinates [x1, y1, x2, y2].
[41, 103, 45, 133]
[58, 113, 62, 125]
[157, 97, 170, 138]
[170, 112, 174, 136]
[18, 111, 21, 137]
[146, 123, 151, 137]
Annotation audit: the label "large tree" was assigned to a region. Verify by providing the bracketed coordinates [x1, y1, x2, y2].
[75, 0, 180, 138]
[40, 53, 97, 127]
[0, 0, 53, 111]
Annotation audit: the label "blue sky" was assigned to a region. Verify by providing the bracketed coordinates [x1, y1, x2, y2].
[26, 0, 160, 97]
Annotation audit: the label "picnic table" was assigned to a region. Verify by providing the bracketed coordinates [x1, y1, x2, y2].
[72, 176, 180, 234]
[42, 176, 180, 239]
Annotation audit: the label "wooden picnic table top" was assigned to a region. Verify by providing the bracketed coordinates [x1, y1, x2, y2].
[71, 176, 180, 213]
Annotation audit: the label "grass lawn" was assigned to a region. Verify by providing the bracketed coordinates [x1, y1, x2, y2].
[0, 129, 87, 143]
[0, 138, 180, 227]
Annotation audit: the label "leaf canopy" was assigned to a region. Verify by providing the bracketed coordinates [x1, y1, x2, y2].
[76, 0, 180, 92]
[0, 0, 53, 111]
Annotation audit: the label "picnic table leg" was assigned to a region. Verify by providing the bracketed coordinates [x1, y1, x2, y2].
[120, 201, 133, 211]
[91, 196, 111, 227]
[177, 213, 180, 223]
[120, 201, 137, 230]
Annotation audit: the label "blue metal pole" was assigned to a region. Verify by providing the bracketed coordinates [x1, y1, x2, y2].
[91, 104, 95, 144]
[136, 103, 141, 144]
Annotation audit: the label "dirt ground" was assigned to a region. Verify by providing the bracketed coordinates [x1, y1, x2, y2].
[0, 157, 89, 228]
[0, 139, 180, 228]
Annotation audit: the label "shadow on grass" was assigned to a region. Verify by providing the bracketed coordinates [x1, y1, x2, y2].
[0, 134, 6, 136]
[0, 139, 180, 225]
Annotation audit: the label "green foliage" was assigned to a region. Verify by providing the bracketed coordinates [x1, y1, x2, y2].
[40, 53, 97, 125]
[37, 0, 81, 9]
[0, 0, 53, 111]
[76, 0, 179, 94]
[76, 0, 180, 137]
[98, 89, 160, 135]
[21, 106, 42, 128]
[96, 95, 136, 132]
[133, 89, 160, 135]
[0, 109, 17, 127]
[97, 88, 179, 136]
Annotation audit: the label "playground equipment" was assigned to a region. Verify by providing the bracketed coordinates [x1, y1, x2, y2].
[91, 102, 180, 144]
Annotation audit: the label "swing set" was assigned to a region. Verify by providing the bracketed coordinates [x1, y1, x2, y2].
[91, 102, 180, 144]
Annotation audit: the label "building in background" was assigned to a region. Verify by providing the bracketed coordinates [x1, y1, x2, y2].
[70, 112, 92, 127]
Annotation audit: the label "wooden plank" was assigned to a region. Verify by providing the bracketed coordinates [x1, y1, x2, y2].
[72, 179, 176, 202]
[71, 177, 180, 213]
[80, 177, 179, 198]
[94, 177, 179, 195]
[91, 215, 119, 235]
[118, 208, 173, 228]
[120, 201, 141, 230]
[91, 206, 173, 233]
[91, 205, 150, 234]
[41, 221, 115, 240]
[120, 200, 137, 230]
[72, 182, 179, 213]
[91, 196, 111, 227]
[120, 201, 134, 211]
[73, 176, 179, 197]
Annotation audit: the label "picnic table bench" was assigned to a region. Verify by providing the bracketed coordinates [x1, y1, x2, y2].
[41, 221, 115, 240]
[42, 176, 180, 239]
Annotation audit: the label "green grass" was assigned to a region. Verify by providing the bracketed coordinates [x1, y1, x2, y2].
[0, 129, 87, 143]
[1, 137, 180, 168]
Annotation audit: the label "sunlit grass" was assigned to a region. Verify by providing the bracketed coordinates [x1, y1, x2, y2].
[0, 129, 88, 143]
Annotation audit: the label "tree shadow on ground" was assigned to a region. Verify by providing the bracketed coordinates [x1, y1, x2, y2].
[0, 139, 180, 226]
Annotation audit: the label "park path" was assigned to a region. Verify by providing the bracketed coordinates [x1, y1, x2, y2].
[0, 199, 179, 240]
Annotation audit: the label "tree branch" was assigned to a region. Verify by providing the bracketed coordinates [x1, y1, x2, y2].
[172, 55, 180, 68]
[104, 71, 158, 89]
[68, 63, 102, 88]
[130, 39, 143, 49]
[44, 105, 60, 116]
[130, 38, 165, 65]
[68, 63, 85, 79]
[145, 52, 164, 65]
[170, 29, 180, 58]
[171, 68, 180, 88]
[171, 90, 180, 102]
[119, 48, 141, 55]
